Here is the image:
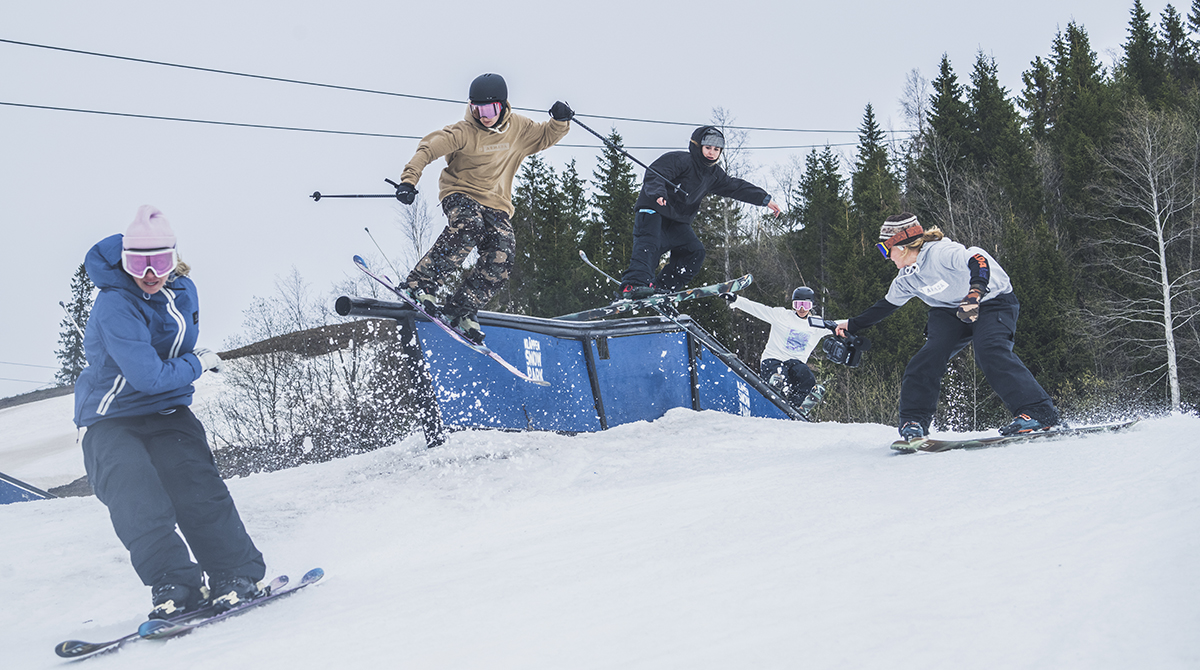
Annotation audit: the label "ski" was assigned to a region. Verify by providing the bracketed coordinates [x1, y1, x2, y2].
[353, 255, 549, 386]
[138, 568, 324, 640]
[554, 271, 754, 321]
[891, 419, 1140, 453]
[54, 575, 288, 661]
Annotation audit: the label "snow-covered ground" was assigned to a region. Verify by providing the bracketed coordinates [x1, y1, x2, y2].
[1, 383, 1198, 669]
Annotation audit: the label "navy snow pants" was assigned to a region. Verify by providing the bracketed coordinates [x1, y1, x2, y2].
[899, 293, 1058, 433]
[619, 209, 706, 292]
[82, 407, 265, 590]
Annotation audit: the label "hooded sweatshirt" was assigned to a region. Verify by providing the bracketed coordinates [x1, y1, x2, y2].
[634, 125, 771, 224]
[400, 104, 569, 216]
[73, 234, 206, 427]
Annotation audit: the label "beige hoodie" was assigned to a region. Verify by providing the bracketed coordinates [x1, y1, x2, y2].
[400, 104, 569, 216]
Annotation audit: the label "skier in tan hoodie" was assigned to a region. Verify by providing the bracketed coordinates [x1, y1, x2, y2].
[393, 73, 572, 343]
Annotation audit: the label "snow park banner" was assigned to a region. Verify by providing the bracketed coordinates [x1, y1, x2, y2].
[0, 471, 54, 505]
[337, 296, 802, 447]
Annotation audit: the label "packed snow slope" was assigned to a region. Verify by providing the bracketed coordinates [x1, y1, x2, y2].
[1, 392, 1198, 669]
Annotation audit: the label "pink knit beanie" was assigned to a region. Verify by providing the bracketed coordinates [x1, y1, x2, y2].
[123, 205, 177, 249]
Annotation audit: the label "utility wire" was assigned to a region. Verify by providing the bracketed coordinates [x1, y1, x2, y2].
[0, 377, 57, 385]
[0, 101, 864, 150]
[0, 37, 909, 135]
[0, 361, 58, 369]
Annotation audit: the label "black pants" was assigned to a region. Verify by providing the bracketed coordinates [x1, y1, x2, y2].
[900, 293, 1058, 432]
[760, 358, 817, 405]
[619, 209, 706, 292]
[82, 407, 265, 589]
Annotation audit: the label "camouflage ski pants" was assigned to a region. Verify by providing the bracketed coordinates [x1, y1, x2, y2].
[406, 193, 515, 314]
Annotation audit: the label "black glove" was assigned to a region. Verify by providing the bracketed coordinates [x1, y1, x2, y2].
[956, 286, 984, 323]
[549, 101, 574, 121]
[720, 292, 737, 303]
[394, 182, 417, 205]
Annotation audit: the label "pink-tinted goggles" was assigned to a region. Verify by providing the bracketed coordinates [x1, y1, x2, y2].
[793, 299, 814, 312]
[471, 102, 502, 119]
[122, 248, 177, 278]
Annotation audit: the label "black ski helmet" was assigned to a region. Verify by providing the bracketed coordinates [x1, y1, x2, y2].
[792, 286, 816, 302]
[469, 73, 508, 104]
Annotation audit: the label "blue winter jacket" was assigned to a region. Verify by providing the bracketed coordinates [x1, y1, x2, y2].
[73, 234, 206, 427]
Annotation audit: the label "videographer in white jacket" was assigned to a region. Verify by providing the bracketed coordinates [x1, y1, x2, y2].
[723, 286, 830, 416]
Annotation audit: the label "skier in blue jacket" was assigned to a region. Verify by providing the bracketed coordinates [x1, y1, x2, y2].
[74, 205, 265, 619]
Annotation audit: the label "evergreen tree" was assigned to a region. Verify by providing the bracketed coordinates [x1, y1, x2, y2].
[1019, 56, 1055, 141]
[55, 263, 95, 385]
[1119, 0, 1168, 104]
[1044, 22, 1116, 241]
[966, 51, 1041, 221]
[582, 129, 640, 286]
[928, 55, 973, 157]
[1190, 0, 1200, 34]
[1160, 3, 1200, 96]
[506, 154, 562, 316]
[789, 146, 847, 300]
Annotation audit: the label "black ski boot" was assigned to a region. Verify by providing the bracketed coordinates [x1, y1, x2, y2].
[149, 583, 204, 620]
[617, 282, 655, 301]
[208, 576, 265, 613]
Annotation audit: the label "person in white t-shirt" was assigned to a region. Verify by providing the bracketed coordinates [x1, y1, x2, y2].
[723, 286, 831, 416]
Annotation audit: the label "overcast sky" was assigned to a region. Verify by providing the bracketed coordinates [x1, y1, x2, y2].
[0, 0, 1160, 399]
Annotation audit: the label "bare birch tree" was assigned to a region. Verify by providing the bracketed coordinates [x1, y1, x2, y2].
[1087, 102, 1200, 411]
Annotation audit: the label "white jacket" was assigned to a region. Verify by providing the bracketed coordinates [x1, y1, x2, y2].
[730, 296, 830, 363]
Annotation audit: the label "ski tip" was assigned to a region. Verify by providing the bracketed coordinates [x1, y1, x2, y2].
[300, 567, 325, 585]
[55, 640, 92, 658]
[353, 254, 366, 266]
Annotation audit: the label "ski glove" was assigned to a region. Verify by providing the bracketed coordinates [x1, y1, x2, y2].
[193, 348, 224, 373]
[549, 101, 574, 121]
[956, 286, 984, 323]
[394, 182, 417, 205]
[720, 292, 737, 304]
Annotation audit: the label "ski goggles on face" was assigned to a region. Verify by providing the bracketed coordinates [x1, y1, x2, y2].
[471, 102, 502, 119]
[875, 242, 891, 259]
[122, 248, 177, 278]
[793, 299, 814, 312]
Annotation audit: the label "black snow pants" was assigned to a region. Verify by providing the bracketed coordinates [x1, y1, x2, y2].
[82, 407, 265, 590]
[760, 358, 817, 406]
[619, 209, 706, 292]
[899, 293, 1058, 433]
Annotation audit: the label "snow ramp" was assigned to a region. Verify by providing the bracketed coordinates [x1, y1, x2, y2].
[337, 296, 802, 447]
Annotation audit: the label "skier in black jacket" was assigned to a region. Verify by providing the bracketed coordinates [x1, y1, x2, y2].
[617, 126, 782, 298]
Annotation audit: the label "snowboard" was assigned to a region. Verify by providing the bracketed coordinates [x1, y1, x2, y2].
[891, 419, 1140, 453]
[353, 255, 549, 386]
[554, 274, 754, 321]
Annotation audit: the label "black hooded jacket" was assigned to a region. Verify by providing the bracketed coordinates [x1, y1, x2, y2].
[633, 126, 770, 224]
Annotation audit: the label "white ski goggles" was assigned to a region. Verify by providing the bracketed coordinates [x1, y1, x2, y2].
[122, 247, 177, 278]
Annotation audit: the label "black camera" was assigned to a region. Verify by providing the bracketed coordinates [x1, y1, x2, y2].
[809, 316, 871, 368]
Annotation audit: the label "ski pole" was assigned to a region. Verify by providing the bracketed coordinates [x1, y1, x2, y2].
[570, 117, 689, 198]
[311, 178, 405, 201]
[364, 227, 406, 281]
[579, 251, 620, 286]
[58, 301, 86, 339]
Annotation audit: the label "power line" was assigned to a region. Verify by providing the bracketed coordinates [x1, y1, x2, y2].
[0, 101, 865, 150]
[1, 37, 910, 135]
[0, 377, 56, 385]
[0, 361, 58, 369]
